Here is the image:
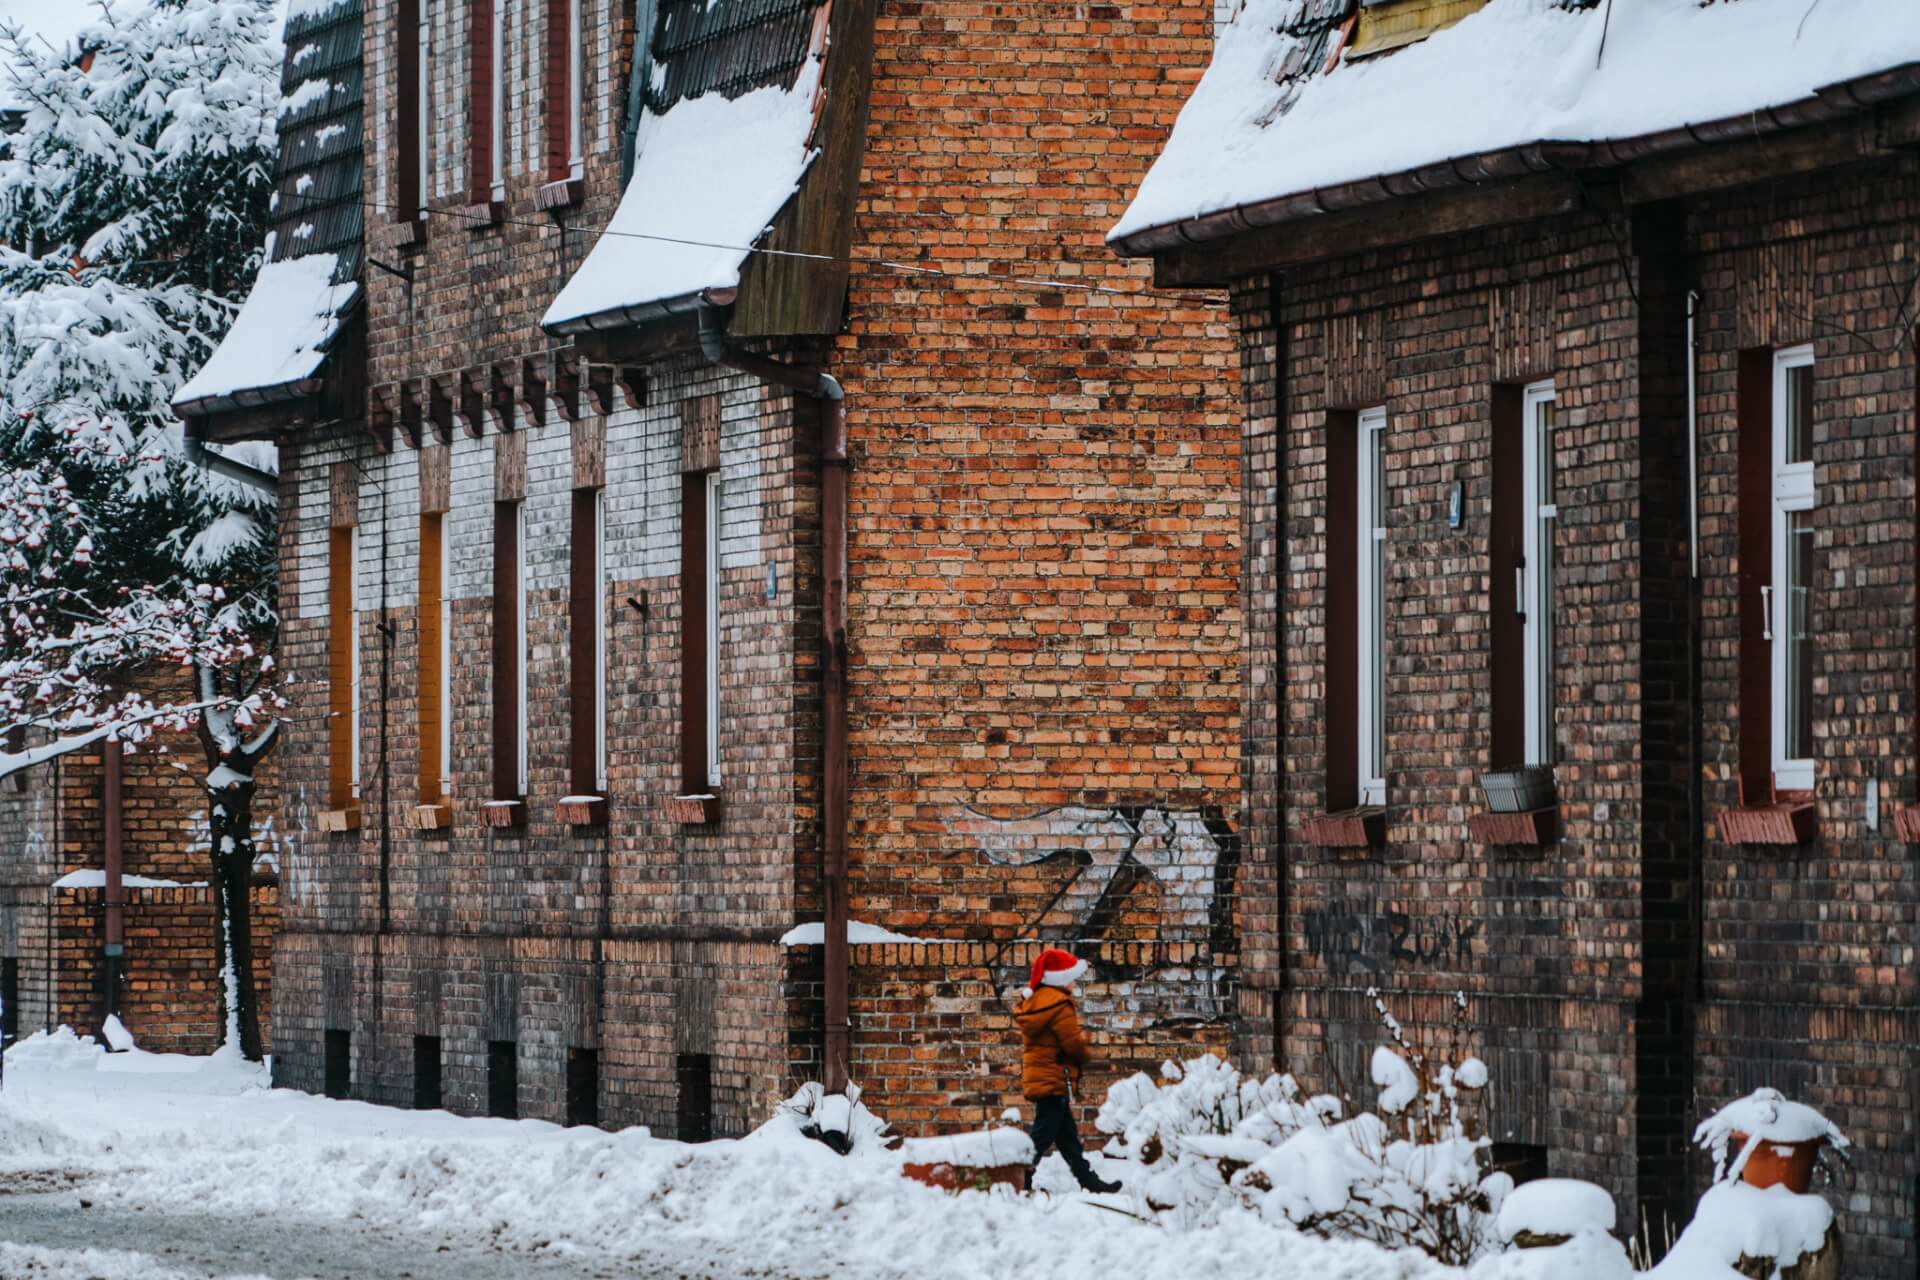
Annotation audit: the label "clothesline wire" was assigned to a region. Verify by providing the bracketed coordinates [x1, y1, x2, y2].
[318, 194, 1228, 307]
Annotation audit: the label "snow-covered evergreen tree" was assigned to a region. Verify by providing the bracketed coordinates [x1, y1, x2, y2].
[0, 0, 285, 1059]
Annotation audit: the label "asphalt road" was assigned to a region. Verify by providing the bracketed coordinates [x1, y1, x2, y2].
[0, 1180, 685, 1280]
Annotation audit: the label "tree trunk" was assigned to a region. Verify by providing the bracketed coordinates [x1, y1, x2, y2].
[208, 767, 264, 1062]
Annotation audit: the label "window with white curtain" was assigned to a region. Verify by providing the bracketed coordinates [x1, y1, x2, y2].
[1771, 345, 1815, 791]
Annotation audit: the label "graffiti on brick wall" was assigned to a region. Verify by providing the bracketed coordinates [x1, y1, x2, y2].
[1301, 897, 1480, 976]
[947, 803, 1237, 1024]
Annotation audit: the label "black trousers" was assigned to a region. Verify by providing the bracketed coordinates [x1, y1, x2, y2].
[1028, 1094, 1100, 1188]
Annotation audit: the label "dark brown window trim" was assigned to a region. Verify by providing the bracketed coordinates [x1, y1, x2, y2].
[1305, 409, 1381, 849]
[565, 486, 606, 826]
[679, 471, 715, 807]
[396, 0, 423, 229]
[325, 522, 360, 828]
[467, 0, 498, 207]
[491, 499, 525, 821]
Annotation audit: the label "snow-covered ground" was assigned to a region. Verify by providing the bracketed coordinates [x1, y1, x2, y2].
[0, 1031, 1464, 1280]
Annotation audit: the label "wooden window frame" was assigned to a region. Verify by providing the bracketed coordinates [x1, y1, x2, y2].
[417, 510, 450, 807]
[467, 0, 500, 204]
[1770, 345, 1816, 793]
[328, 524, 361, 812]
[1521, 380, 1557, 768]
[492, 500, 526, 804]
[544, 0, 584, 181]
[1355, 407, 1387, 807]
[1324, 410, 1359, 815]
[397, 0, 428, 222]
[569, 486, 606, 798]
[679, 470, 720, 795]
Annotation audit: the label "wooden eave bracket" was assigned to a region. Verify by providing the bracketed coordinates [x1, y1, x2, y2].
[409, 802, 452, 831]
[482, 799, 526, 830]
[551, 347, 582, 422]
[397, 379, 424, 448]
[488, 362, 516, 432]
[1301, 806, 1385, 850]
[518, 355, 548, 428]
[665, 794, 720, 826]
[557, 795, 606, 827]
[459, 367, 487, 438]
[426, 373, 454, 444]
[1468, 806, 1557, 848]
[585, 363, 615, 416]
[616, 366, 646, 411]
[366, 385, 396, 454]
[384, 216, 427, 252]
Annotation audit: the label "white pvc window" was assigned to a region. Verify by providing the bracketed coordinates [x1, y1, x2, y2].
[349, 526, 362, 799]
[417, 0, 432, 214]
[490, 0, 506, 201]
[567, 0, 584, 179]
[515, 501, 529, 796]
[705, 473, 721, 788]
[593, 487, 607, 792]
[1356, 407, 1386, 807]
[1771, 345, 1815, 792]
[437, 515, 452, 796]
[1522, 380, 1557, 768]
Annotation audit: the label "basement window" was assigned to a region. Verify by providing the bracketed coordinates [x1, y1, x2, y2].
[487, 1040, 519, 1119]
[324, 1029, 352, 1100]
[566, 1046, 599, 1127]
[676, 1052, 713, 1142]
[413, 1034, 443, 1110]
[1, 957, 17, 1048]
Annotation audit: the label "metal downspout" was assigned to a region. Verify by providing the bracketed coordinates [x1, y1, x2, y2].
[103, 741, 124, 1033]
[697, 303, 852, 1094]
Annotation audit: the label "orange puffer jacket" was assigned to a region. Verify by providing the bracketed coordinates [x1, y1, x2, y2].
[1014, 985, 1092, 1099]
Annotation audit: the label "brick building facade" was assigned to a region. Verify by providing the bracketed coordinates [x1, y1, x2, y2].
[1114, 0, 1920, 1269]
[177, 0, 1238, 1137]
[0, 726, 281, 1056]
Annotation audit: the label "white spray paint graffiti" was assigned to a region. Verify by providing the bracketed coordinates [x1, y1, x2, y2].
[946, 804, 1230, 937]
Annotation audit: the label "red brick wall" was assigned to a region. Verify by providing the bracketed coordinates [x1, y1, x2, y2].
[54, 884, 278, 1055]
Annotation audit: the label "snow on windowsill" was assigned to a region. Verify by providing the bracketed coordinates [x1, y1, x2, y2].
[779, 920, 934, 947]
[175, 253, 359, 406]
[54, 870, 206, 890]
[1113, 0, 1920, 243]
[541, 50, 825, 329]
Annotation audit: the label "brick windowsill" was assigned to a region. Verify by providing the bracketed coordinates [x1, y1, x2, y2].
[1894, 807, 1920, 844]
[382, 217, 428, 252]
[557, 795, 606, 827]
[665, 794, 720, 825]
[460, 200, 504, 230]
[1300, 807, 1385, 849]
[482, 799, 526, 830]
[317, 805, 360, 833]
[534, 178, 582, 212]
[408, 803, 452, 831]
[1720, 792, 1816, 846]
[1468, 806, 1557, 848]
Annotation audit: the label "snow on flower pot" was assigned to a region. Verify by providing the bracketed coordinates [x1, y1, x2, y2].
[897, 1127, 1035, 1195]
[1726, 1132, 1822, 1193]
[1693, 1087, 1849, 1195]
[1495, 1178, 1616, 1250]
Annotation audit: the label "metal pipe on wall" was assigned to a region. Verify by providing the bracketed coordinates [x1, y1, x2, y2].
[102, 740, 124, 1030]
[697, 302, 852, 1094]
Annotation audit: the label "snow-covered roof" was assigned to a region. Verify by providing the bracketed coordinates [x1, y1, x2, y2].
[175, 252, 359, 404]
[173, 0, 362, 421]
[1112, 0, 1920, 251]
[542, 0, 834, 334]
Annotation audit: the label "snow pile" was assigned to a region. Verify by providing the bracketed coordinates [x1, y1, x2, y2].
[770, 1080, 896, 1156]
[4, 1026, 268, 1095]
[897, 1127, 1035, 1170]
[1114, 0, 1920, 241]
[1647, 1182, 1834, 1280]
[1493, 1178, 1613, 1242]
[1693, 1086, 1849, 1183]
[542, 51, 824, 327]
[780, 919, 934, 946]
[174, 251, 359, 404]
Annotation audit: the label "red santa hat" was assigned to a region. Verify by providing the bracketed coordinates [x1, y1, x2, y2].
[1022, 947, 1089, 998]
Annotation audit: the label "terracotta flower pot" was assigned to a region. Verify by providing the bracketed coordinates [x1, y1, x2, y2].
[901, 1161, 1027, 1193]
[1731, 1131, 1822, 1193]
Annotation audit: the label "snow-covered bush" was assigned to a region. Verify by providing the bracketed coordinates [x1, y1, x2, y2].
[1097, 992, 1512, 1264]
[772, 1081, 897, 1157]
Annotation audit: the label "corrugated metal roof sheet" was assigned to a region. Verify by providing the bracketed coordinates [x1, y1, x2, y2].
[272, 0, 363, 287]
[647, 0, 821, 112]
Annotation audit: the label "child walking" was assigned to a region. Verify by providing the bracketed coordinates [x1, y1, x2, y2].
[1014, 948, 1121, 1194]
